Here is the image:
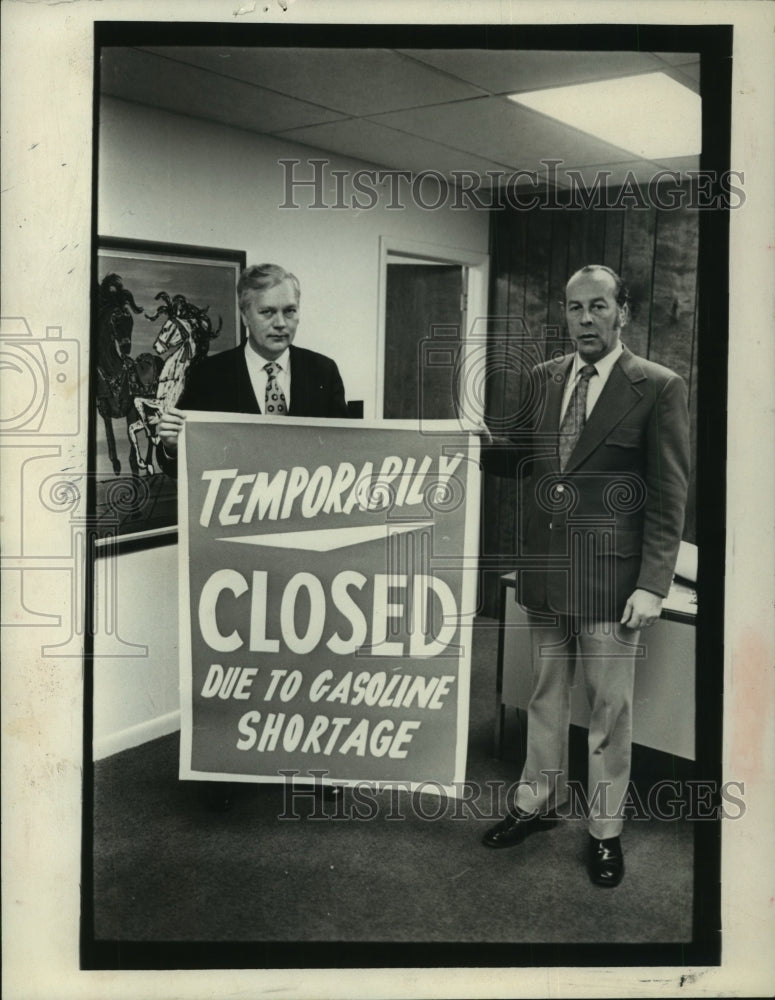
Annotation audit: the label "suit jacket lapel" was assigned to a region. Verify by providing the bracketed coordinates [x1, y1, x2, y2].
[287, 345, 307, 417]
[234, 347, 261, 414]
[563, 346, 645, 473]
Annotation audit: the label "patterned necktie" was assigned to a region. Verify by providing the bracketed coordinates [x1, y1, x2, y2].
[558, 363, 597, 471]
[263, 361, 288, 415]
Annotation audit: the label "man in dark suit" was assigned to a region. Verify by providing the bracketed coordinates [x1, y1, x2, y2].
[481, 264, 690, 887]
[157, 262, 348, 467]
[158, 262, 348, 810]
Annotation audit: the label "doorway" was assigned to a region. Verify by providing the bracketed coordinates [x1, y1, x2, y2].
[384, 260, 463, 420]
[377, 238, 489, 422]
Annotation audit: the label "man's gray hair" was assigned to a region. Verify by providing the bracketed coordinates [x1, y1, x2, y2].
[238, 263, 301, 309]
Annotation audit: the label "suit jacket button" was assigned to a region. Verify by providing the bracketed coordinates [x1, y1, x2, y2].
[549, 522, 553, 529]
[556, 484, 565, 493]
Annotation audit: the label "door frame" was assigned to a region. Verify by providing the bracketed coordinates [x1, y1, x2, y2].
[376, 236, 489, 421]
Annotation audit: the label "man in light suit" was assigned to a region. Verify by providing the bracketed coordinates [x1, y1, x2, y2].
[481, 264, 690, 887]
[157, 262, 348, 468]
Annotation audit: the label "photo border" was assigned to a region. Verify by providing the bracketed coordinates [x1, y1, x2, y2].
[83, 17, 729, 972]
[3, 2, 772, 998]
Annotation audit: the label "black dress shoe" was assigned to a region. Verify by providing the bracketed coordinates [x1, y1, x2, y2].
[482, 807, 556, 848]
[588, 835, 624, 887]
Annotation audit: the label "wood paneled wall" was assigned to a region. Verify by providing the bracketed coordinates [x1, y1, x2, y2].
[481, 193, 699, 615]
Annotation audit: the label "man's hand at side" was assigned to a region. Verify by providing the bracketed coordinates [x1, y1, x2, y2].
[620, 588, 663, 630]
[158, 407, 187, 456]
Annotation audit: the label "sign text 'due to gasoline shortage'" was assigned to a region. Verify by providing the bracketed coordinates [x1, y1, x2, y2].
[178, 415, 480, 793]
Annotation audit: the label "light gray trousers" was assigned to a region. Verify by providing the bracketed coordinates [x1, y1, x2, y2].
[514, 613, 641, 840]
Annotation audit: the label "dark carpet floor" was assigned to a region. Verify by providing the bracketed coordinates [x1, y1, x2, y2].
[92, 617, 693, 945]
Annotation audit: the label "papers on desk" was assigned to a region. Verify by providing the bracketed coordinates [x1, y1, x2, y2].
[664, 540, 698, 617]
[674, 539, 698, 583]
[664, 577, 698, 617]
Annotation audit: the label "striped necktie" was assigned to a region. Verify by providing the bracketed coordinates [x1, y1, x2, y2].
[558, 364, 596, 470]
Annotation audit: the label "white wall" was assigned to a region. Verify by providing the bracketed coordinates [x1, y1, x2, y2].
[94, 97, 489, 757]
[99, 97, 489, 413]
[92, 544, 181, 759]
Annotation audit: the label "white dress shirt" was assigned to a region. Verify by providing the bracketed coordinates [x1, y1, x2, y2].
[244, 343, 291, 412]
[559, 340, 623, 424]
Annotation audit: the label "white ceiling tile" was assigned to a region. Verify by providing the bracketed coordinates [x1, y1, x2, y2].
[139, 46, 486, 115]
[664, 63, 701, 92]
[101, 47, 693, 178]
[553, 159, 668, 190]
[101, 48, 347, 132]
[278, 118, 510, 177]
[397, 49, 664, 95]
[650, 53, 701, 93]
[509, 74, 700, 159]
[652, 52, 700, 66]
[369, 97, 640, 171]
[651, 154, 702, 174]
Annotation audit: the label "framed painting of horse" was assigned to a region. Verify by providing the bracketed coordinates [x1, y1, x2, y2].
[93, 237, 246, 547]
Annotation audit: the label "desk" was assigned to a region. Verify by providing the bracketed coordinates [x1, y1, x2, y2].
[495, 573, 697, 761]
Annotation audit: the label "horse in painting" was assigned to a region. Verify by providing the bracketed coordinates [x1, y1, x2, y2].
[131, 292, 222, 471]
[126, 352, 164, 474]
[95, 273, 144, 476]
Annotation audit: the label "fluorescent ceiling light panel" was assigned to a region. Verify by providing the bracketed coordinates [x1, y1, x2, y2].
[508, 73, 701, 160]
